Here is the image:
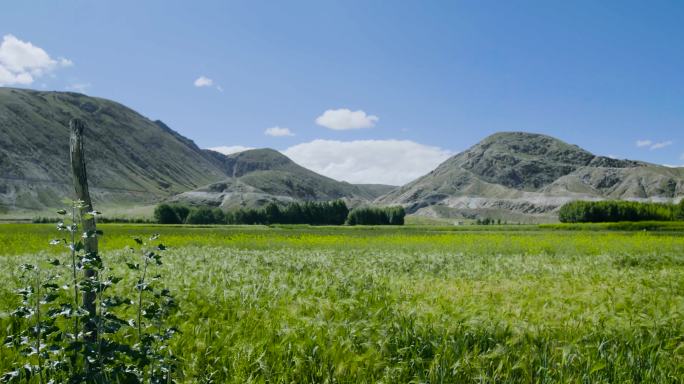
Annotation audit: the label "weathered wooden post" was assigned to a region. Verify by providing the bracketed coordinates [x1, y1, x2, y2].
[69, 118, 98, 338]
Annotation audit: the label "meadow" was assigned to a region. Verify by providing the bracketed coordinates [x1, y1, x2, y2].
[1, 223, 683, 383]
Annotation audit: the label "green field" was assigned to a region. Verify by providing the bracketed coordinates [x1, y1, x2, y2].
[1, 224, 684, 382]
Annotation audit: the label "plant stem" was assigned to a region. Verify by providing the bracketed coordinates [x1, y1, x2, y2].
[138, 255, 149, 342]
[70, 206, 81, 376]
[35, 270, 44, 384]
[71, 206, 79, 332]
[97, 277, 103, 372]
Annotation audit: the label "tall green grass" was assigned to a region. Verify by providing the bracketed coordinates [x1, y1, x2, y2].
[1, 224, 683, 382]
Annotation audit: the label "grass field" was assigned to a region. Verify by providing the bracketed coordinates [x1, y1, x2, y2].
[1, 223, 683, 383]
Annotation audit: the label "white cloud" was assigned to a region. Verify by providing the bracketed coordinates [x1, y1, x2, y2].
[0, 34, 72, 86]
[315, 108, 379, 130]
[194, 76, 213, 87]
[283, 139, 453, 185]
[264, 126, 294, 137]
[650, 140, 673, 150]
[65, 82, 91, 93]
[636, 139, 673, 150]
[208, 145, 254, 155]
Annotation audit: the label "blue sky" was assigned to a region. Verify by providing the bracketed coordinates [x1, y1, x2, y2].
[1, 0, 683, 184]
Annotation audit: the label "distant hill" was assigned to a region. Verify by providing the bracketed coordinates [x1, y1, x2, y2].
[0, 87, 232, 211]
[377, 132, 684, 222]
[170, 149, 388, 209]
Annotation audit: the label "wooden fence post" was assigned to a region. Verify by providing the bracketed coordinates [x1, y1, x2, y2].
[69, 118, 98, 338]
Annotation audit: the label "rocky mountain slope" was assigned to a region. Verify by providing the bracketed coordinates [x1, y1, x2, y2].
[377, 132, 684, 222]
[170, 149, 388, 209]
[0, 88, 234, 211]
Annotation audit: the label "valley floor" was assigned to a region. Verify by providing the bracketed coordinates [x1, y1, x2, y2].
[1, 224, 683, 382]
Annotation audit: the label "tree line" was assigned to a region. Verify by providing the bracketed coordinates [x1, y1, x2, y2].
[345, 206, 406, 225]
[154, 201, 406, 226]
[558, 199, 684, 223]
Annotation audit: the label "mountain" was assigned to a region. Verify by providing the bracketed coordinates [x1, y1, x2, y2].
[0, 88, 388, 213]
[0, 87, 236, 211]
[377, 132, 684, 222]
[170, 149, 386, 209]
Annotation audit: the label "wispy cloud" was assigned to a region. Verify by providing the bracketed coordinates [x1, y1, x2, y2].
[193, 76, 213, 87]
[315, 108, 378, 130]
[194, 75, 224, 92]
[650, 140, 673, 150]
[0, 34, 72, 86]
[636, 139, 673, 150]
[65, 82, 91, 93]
[264, 126, 294, 137]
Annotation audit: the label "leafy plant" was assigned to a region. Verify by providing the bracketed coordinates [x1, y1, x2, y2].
[2, 200, 177, 383]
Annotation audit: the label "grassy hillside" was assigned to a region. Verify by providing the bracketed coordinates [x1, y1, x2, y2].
[0, 88, 228, 211]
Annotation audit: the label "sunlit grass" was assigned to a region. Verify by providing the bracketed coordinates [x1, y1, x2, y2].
[2, 224, 683, 382]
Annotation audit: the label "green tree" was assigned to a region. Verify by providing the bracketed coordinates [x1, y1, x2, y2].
[154, 204, 180, 224]
[185, 207, 218, 224]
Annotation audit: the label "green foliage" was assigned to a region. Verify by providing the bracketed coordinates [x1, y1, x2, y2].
[2, 201, 177, 383]
[225, 200, 350, 225]
[677, 199, 684, 220]
[558, 200, 679, 223]
[346, 206, 405, 225]
[154, 204, 191, 224]
[154, 204, 180, 224]
[184, 207, 223, 225]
